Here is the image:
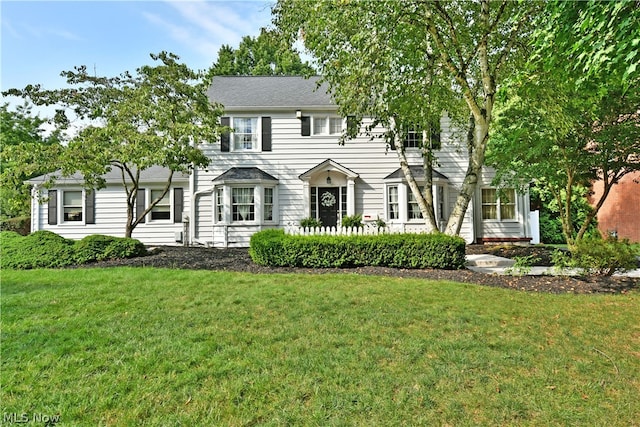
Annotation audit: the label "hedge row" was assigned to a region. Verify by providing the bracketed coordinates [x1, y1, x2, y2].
[0, 230, 147, 270]
[249, 229, 466, 270]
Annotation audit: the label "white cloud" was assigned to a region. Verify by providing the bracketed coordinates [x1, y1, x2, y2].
[143, 0, 274, 64]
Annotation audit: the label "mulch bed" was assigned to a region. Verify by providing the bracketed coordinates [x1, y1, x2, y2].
[86, 245, 639, 295]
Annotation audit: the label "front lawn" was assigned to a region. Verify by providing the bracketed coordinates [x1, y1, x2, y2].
[2, 269, 638, 425]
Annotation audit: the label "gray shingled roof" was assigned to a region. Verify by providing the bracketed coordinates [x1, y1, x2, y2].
[384, 165, 449, 181]
[207, 76, 335, 109]
[26, 165, 189, 185]
[212, 167, 278, 182]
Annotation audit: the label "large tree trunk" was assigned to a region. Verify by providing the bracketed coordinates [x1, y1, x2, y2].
[444, 115, 489, 236]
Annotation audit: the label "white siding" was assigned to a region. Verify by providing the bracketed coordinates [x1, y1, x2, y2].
[194, 112, 507, 246]
[33, 183, 189, 246]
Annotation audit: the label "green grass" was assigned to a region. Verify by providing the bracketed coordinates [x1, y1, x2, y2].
[2, 269, 639, 426]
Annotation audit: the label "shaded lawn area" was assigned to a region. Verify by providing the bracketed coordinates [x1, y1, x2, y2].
[2, 269, 639, 426]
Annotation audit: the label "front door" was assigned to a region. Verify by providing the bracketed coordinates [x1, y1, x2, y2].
[318, 187, 339, 228]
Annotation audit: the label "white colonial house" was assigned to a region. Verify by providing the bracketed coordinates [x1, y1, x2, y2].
[28, 76, 534, 247]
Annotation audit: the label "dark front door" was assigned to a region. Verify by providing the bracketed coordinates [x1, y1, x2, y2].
[318, 187, 339, 228]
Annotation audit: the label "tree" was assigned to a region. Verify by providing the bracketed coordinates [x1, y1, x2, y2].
[274, 0, 537, 235]
[4, 52, 224, 237]
[210, 28, 315, 76]
[0, 102, 62, 218]
[488, 1, 640, 247]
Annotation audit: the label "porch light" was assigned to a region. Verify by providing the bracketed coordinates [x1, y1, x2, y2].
[326, 170, 332, 185]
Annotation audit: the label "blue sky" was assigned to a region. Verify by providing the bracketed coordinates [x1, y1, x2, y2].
[1, 0, 275, 111]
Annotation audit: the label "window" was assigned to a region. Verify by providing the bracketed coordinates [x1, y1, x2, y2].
[312, 116, 343, 135]
[215, 187, 224, 222]
[150, 190, 171, 220]
[63, 190, 83, 222]
[437, 185, 445, 221]
[233, 117, 258, 150]
[264, 188, 273, 221]
[407, 187, 424, 220]
[388, 186, 399, 220]
[482, 188, 516, 221]
[232, 187, 255, 221]
[404, 127, 423, 148]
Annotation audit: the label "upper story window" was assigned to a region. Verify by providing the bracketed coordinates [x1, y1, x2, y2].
[313, 116, 343, 135]
[304, 115, 343, 136]
[482, 188, 516, 221]
[233, 117, 258, 150]
[220, 116, 271, 152]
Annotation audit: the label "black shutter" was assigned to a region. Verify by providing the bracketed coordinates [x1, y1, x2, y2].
[220, 117, 230, 152]
[347, 115, 357, 136]
[136, 189, 146, 223]
[48, 190, 57, 225]
[262, 117, 272, 151]
[174, 188, 183, 223]
[86, 190, 95, 224]
[301, 116, 311, 136]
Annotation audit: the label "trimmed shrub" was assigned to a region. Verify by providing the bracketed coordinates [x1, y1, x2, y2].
[571, 236, 637, 276]
[1, 230, 76, 269]
[1, 231, 148, 269]
[75, 234, 120, 264]
[102, 237, 147, 260]
[250, 230, 466, 270]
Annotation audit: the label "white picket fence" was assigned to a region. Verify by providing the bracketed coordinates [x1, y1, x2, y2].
[285, 224, 402, 237]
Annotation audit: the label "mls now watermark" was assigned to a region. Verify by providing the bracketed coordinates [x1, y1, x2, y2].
[3, 412, 61, 424]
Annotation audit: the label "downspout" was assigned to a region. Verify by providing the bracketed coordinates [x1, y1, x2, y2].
[189, 166, 197, 246]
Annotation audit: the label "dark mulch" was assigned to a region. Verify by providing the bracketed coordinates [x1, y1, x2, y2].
[86, 244, 639, 295]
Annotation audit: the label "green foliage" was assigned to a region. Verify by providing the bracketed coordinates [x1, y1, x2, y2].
[552, 236, 638, 276]
[340, 214, 363, 229]
[101, 237, 147, 260]
[299, 217, 322, 228]
[0, 103, 63, 218]
[275, 0, 539, 235]
[3, 52, 224, 237]
[505, 255, 538, 276]
[0, 216, 31, 235]
[210, 28, 315, 76]
[1, 231, 147, 269]
[1, 230, 76, 269]
[250, 230, 466, 270]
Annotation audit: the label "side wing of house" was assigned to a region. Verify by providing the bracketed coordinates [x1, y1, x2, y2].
[28, 167, 190, 245]
[193, 76, 532, 248]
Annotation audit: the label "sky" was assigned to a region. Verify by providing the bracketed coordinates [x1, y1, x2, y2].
[1, 0, 275, 113]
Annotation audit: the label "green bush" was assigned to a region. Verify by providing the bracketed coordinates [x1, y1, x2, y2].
[1, 230, 76, 269]
[300, 217, 322, 228]
[250, 230, 466, 270]
[1, 231, 147, 269]
[552, 236, 638, 276]
[341, 214, 363, 229]
[102, 237, 147, 260]
[75, 234, 121, 263]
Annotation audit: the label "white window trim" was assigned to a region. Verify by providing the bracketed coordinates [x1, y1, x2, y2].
[147, 188, 174, 223]
[213, 182, 278, 225]
[311, 115, 344, 136]
[384, 182, 448, 224]
[481, 187, 518, 222]
[230, 116, 261, 152]
[59, 189, 85, 225]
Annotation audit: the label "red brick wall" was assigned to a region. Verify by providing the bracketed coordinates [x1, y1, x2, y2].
[590, 172, 640, 242]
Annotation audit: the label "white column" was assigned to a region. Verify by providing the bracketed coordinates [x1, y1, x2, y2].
[347, 178, 356, 216]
